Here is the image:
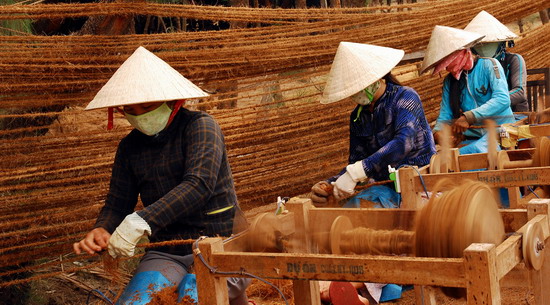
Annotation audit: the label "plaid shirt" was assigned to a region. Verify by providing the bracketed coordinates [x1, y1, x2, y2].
[330, 82, 436, 182]
[95, 108, 237, 255]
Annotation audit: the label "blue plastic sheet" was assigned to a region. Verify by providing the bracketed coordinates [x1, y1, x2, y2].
[344, 185, 400, 209]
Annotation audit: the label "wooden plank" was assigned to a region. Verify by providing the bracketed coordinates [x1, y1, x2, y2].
[526, 200, 550, 305]
[413, 167, 550, 192]
[418, 164, 429, 174]
[292, 280, 319, 305]
[195, 238, 229, 305]
[450, 148, 460, 172]
[286, 198, 321, 305]
[456, 148, 535, 171]
[507, 148, 536, 161]
[414, 285, 437, 305]
[458, 152, 488, 171]
[209, 252, 466, 287]
[527, 199, 550, 238]
[500, 209, 528, 232]
[507, 187, 522, 209]
[464, 243, 501, 305]
[286, 198, 313, 253]
[398, 166, 422, 209]
[496, 215, 548, 280]
[529, 124, 550, 137]
[531, 238, 550, 305]
[495, 234, 522, 280]
[520, 188, 549, 206]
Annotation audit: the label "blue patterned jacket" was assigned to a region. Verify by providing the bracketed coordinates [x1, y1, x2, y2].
[329, 82, 436, 182]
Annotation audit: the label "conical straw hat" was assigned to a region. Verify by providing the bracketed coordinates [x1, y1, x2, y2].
[464, 10, 518, 43]
[320, 42, 404, 104]
[86, 46, 208, 110]
[420, 25, 484, 74]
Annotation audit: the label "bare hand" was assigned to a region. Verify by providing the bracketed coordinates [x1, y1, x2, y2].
[452, 115, 469, 134]
[73, 227, 111, 255]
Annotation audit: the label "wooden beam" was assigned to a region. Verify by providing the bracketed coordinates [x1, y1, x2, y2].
[458, 148, 535, 171]
[208, 252, 466, 287]
[531, 237, 550, 304]
[496, 214, 548, 280]
[500, 209, 528, 232]
[286, 198, 321, 305]
[398, 166, 422, 208]
[464, 243, 501, 304]
[528, 124, 550, 137]
[412, 167, 550, 192]
[195, 238, 229, 305]
[414, 285, 437, 305]
[527, 199, 550, 304]
[495, 233, 522, 280]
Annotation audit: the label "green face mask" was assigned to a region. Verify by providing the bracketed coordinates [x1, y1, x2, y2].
[350, 80, 381, 105]
[473, 42, 500, 58]
[124, 102, 172, 136]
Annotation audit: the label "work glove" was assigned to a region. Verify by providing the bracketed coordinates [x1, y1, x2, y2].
[331, 161, 367, 200]
[108, 212, 151, 258]
[311, 181, 331, 205]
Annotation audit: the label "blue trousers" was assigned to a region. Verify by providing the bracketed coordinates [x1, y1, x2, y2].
[116, 250, 251, 305]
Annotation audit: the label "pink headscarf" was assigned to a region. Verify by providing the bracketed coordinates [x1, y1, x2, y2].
[433, 49, 474, 80]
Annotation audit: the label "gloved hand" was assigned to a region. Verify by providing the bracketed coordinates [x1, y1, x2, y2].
[331, 161, 367, 200]
[108, 212, 151, 258]
[311, 181, 332, 206]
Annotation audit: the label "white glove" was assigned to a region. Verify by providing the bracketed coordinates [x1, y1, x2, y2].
[108, 212, 151, 258]
[331, 161, 367, 200]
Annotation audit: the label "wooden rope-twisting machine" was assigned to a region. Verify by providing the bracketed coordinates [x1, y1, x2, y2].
[194, 189, 550, 304]
[194, 129, 550, 305]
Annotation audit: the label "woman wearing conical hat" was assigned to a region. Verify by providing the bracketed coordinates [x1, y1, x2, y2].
[421, 25, 515, 155]
[465, 10, 528, 112]
[73, 46, 251, 305]
[311, 42, 435, 304]
[311, 42, 436, 208]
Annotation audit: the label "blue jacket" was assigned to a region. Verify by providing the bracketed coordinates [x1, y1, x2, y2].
[434, 57, 514, 139]
[329, 82, 436, 182]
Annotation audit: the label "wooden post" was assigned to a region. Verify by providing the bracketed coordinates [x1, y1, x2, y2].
[414, 285, 437, 305]
[195, 238, 229, 305]
[464, 243, 500, 305]
[295, 0, 306, 8]
[531, 237, 550, 305]
[517, 19, 524, 33]
[507, 187, 521, 209]
[527, 199, 550, 305]
[286, 198, 321, 305]
[540, 9, 549, 24]
[398, 166, 421, 209]
[450, 148, 460, 172]
[330, 0, 341, 7]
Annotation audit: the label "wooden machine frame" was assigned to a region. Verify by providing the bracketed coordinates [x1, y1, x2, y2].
[194, 123, 550, 305]
[194, 196, 550, 305]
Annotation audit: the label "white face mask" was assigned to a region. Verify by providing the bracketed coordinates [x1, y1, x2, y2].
[124, 102, 172, 136]
[350, 80, 381, 105]
[473, 42, 500, 58]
